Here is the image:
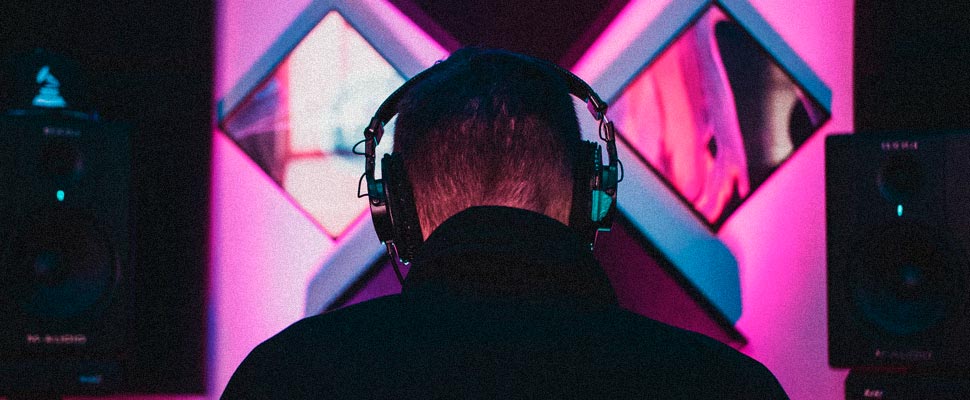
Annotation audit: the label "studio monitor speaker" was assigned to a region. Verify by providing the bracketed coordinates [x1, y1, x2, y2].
[0, 113, 129, 393]
[827, 132, 970, 370]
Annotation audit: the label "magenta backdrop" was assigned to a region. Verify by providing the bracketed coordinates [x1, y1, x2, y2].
[209, 1, 854, 399]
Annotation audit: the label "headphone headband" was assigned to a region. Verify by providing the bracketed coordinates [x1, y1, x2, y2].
[367, 53, 608, 141]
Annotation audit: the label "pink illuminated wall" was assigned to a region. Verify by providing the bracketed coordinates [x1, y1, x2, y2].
[211, 0, 448, 396]
[210, 1, 854, 399]
[213, 0, 322, 393]
[209, 131, 333, 394]
[722, 0, 854, 398]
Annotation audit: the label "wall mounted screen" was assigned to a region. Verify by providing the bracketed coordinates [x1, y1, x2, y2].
[220, 11, 403, 238]
[610, 4, 829, 229]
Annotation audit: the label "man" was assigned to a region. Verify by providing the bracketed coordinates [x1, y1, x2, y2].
[222, 48, 788, 398]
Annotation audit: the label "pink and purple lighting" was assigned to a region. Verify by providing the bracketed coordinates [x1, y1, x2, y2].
[210, 0, 855, 398]
[213, 0, 448, 394]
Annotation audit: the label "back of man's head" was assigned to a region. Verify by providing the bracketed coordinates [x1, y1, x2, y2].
[393, 48, 582, 238]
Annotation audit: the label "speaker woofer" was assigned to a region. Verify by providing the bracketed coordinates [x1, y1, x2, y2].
[850, 223, 968, 338]
[1, 209, 118, 322]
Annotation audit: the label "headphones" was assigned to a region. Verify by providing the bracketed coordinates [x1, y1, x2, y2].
[360, 52, 620, 268]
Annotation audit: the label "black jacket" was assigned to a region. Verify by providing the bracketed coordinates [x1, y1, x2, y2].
[222, 206, 788, 399]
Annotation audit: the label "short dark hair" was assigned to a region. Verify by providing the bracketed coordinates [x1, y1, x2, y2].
[393, 48, 582, 237]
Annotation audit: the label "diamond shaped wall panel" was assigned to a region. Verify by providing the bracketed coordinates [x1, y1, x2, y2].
[573, 0, 832, 324]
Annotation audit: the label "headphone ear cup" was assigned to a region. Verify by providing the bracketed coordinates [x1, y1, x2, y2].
[380, 153, 424, 262]
[569, 141, 600, 245]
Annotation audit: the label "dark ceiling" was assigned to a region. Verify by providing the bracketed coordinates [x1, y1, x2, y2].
[853, 0, 970, 132]
[389, 0, 628, 67]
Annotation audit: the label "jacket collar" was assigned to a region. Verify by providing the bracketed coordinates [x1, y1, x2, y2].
[401, 206, 618, 307]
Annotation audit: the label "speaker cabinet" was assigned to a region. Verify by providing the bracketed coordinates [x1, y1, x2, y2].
[0, 114, 129, 393]
[827, 132, 970, 370]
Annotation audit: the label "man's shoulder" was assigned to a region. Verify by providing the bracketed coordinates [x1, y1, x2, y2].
[222, 295, 406, 397]
[224, 296, 787, 399]
[263, 294, 406, 349]
[606, 307, 743, 358]
[602, 308, 788, 397]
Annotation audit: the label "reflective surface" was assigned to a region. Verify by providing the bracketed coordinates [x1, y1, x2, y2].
[221, 11, 402, 237]
[610, 6, 829, 229]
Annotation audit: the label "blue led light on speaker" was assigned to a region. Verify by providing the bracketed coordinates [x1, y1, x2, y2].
[897, 204, 903, 217]
[56, 190, 65, 202]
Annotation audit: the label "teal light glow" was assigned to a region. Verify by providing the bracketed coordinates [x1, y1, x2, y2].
[897, 204, 903, 217]
[56, 190, 65, 202]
